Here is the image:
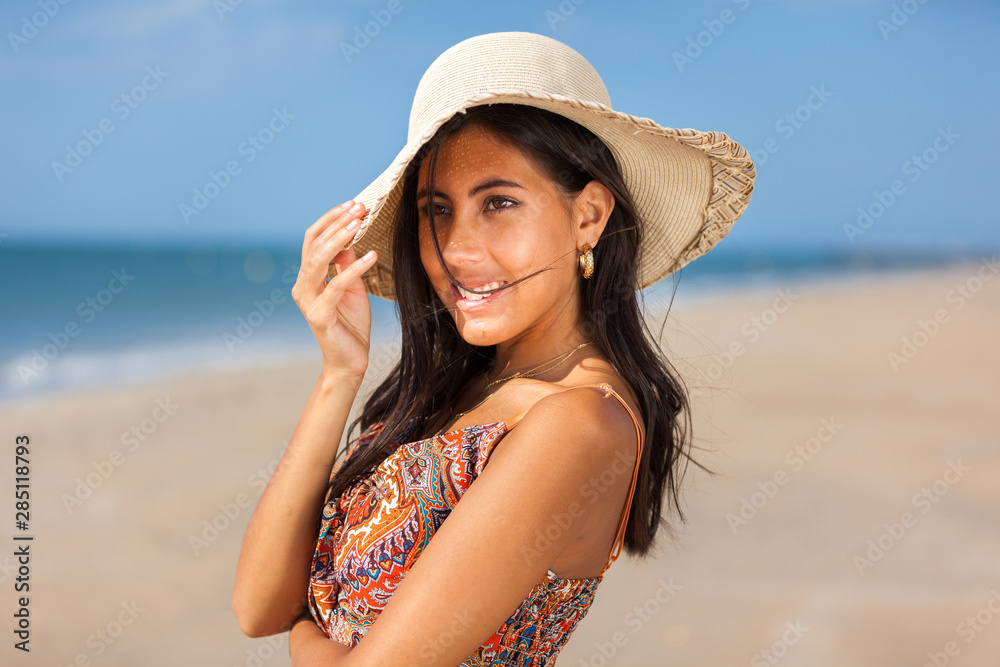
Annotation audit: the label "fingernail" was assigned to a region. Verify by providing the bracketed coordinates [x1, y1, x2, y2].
[339, 200, 354, 210]
[346, 219, 359, 231]
[349, 202, 362, 215]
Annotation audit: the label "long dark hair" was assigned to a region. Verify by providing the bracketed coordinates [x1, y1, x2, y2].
[326, 103, 709, 557]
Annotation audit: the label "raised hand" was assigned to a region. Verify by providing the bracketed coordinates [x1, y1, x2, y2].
[291, 200, 377, 381]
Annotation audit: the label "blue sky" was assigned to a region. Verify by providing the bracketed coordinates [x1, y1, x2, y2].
[1, 0, 997, 255]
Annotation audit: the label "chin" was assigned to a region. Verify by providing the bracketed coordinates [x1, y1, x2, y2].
[453, 317, 512, 348]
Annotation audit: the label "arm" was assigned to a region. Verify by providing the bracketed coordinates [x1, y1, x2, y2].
[233, 372, 362, 637]
[309, 386, 637, 667]
[233, 200, 377, 637]
[290, 614, 353, 666]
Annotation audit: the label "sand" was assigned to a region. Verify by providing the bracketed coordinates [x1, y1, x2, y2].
[2, 261, 998, 667]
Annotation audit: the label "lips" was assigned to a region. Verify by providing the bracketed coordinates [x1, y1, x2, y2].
[450, 280, 509, 311]
[454, 280, 508, 301]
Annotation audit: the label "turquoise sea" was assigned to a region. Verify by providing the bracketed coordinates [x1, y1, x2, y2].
[0, 240, 989, 401]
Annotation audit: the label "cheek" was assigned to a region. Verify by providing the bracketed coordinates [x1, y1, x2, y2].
[417, 225, 439, 276]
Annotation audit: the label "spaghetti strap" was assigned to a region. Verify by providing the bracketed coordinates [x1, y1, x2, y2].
[504, 381, 644, 575]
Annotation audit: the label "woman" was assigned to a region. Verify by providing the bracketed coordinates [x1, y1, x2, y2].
[234, 31, 754, 666]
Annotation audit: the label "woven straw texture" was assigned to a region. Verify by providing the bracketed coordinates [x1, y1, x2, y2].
[335, 32, 756, 301]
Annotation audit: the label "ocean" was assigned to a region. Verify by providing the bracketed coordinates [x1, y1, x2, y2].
[0, 240, 987, 402]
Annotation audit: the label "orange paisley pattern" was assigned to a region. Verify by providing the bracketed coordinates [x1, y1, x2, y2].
[308, 382, 644, 665]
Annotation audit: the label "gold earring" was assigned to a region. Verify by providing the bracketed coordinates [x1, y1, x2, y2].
[578, 244, 594, 279]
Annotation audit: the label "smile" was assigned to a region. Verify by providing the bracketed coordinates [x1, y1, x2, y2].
[451, 280, 509, 311]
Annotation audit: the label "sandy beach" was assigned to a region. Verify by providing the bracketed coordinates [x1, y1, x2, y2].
[3, 261, 998, 667]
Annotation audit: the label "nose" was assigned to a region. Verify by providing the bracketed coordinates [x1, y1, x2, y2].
[435, 206, 485, 267]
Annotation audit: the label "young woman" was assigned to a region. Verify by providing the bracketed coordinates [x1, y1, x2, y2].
[234, 31, 754, 666]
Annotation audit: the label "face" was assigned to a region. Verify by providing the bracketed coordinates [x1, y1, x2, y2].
[416, 123, 609, 347]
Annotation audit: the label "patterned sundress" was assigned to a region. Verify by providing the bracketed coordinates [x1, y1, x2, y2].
[308, 381, 644, 666]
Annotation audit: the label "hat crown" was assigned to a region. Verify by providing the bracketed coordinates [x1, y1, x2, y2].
[408, 31, 612, 142]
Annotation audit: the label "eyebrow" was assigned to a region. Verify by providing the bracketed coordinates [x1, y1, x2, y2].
[416, 178, 524, 202]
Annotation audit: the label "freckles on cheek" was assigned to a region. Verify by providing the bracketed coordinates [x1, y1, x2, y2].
[417, 229, 434, 269]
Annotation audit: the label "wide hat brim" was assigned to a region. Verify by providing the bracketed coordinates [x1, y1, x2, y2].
[333, 32, 756, 301]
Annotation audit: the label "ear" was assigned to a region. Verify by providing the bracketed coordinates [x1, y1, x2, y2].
[572, 180, 615, 249]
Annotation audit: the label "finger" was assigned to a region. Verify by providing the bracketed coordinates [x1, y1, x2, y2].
[329, 244, 357, 281]
[314, 204, 366, 266]
[299, 206, 367, 292]
[307, 201, 366, 277]
[320, 249, 377, 303]
[302, 200, 355, 266]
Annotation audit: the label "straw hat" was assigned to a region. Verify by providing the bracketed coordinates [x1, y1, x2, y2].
[336, 31, 756, 301]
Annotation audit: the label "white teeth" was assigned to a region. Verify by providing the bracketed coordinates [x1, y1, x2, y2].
[457, 281, 507, 301]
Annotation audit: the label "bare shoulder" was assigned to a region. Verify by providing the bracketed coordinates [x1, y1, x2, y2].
[543, 382, 637, 433]
[517, 355, 644, 436]
[512, 373, 644, 465]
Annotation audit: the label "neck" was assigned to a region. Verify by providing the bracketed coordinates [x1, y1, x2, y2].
[490, 317, 594, 381]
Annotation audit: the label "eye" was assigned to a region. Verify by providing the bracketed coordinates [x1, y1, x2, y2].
[418, 202, 451, 217]
[484, 195, 517, 213]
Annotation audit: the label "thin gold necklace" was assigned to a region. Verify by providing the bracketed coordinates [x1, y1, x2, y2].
[432, 340, 596, 437]
[483, 340, 595, 391]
